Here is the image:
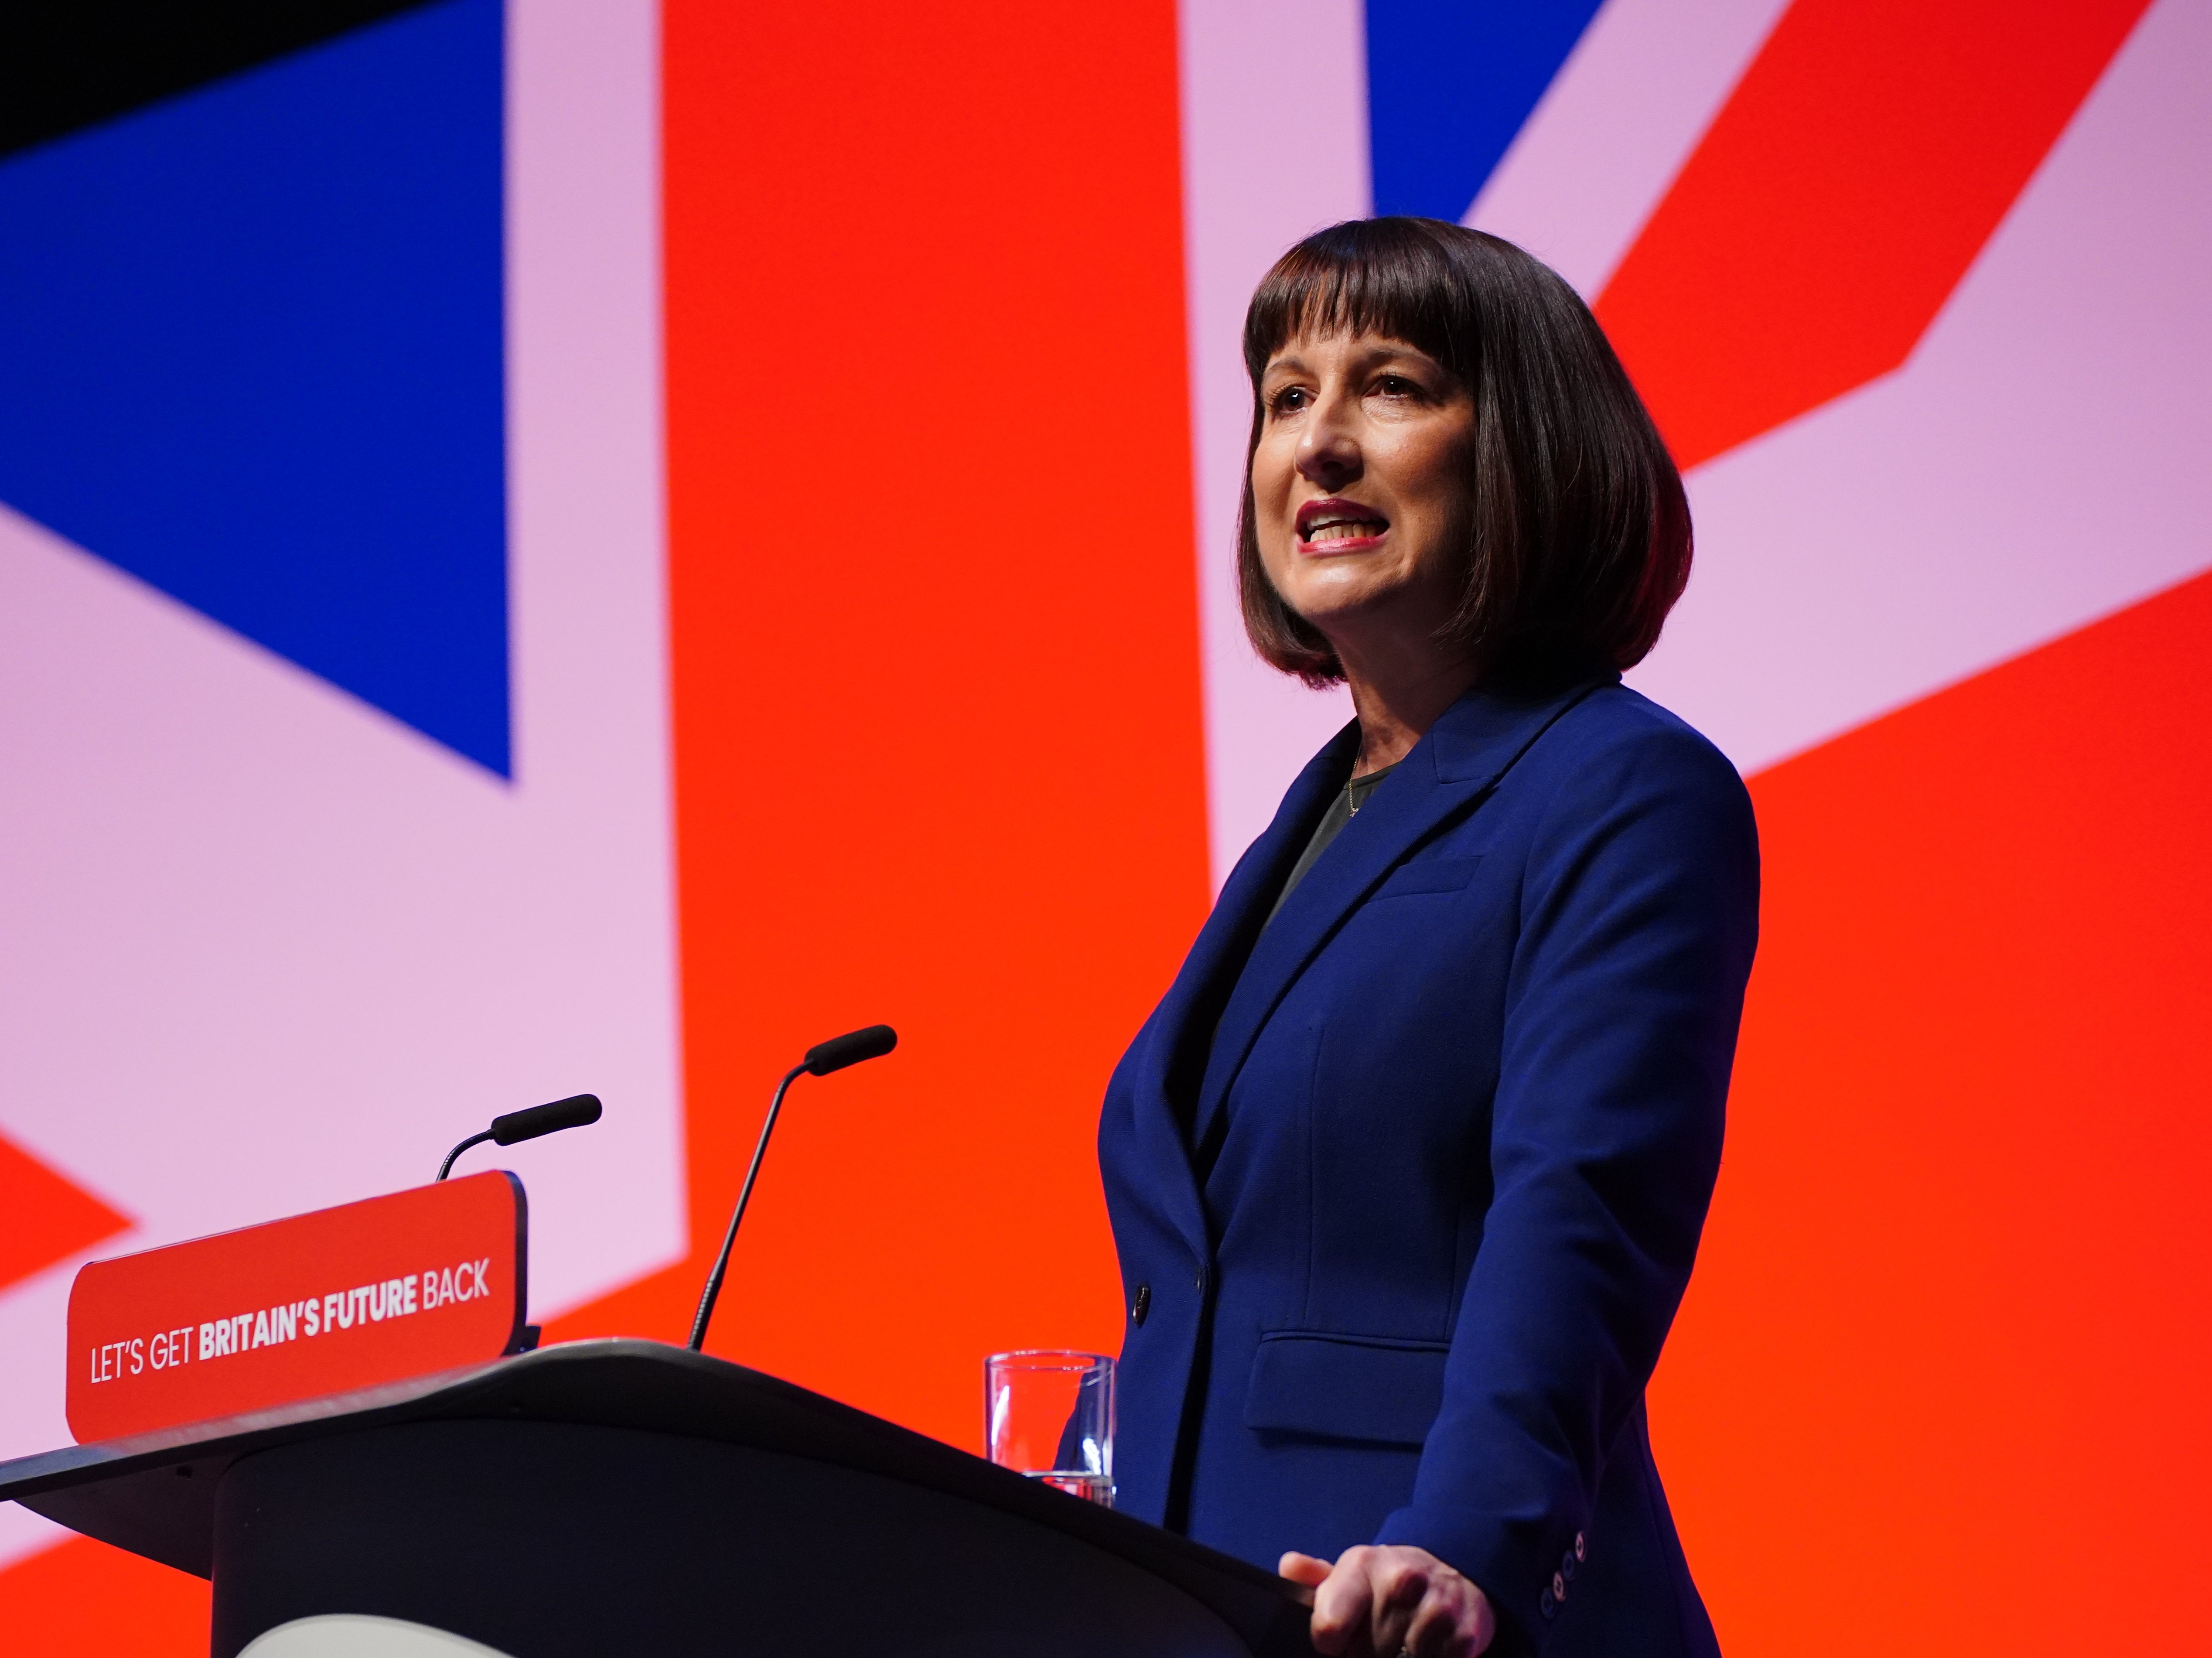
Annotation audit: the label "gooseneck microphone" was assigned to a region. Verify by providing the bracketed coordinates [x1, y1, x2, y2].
[687, 1024, 898, 1352]
[437, 1093, 604, 1182]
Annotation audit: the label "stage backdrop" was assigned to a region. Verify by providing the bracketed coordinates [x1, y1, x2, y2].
[1, 1, 2206, 1652]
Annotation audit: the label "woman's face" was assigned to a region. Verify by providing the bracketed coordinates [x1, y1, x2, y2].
[1251, 330, 1477, 662]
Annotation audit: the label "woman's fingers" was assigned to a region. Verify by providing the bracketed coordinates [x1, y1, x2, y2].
[1293, 1544, 1498, 1658]
[1305, 1548, 1377, 1655]
[1308, 1545, 1425, 1656]
[1400, 1592, 1468, 1658]
[1400, 1559, 1497, 1658]
[1362, 1548, 1432, 1654]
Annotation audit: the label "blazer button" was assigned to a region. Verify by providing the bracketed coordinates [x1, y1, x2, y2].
[1131, 1284, 1150, 1326]
[1574, 1531, 1586, 1561]
[1540, 1588, 1557, 1619]
[1560, 1550, 1577, 1582]
[1552, 1571, 1567, 1603]
[1194, 1266, 1208, 1293]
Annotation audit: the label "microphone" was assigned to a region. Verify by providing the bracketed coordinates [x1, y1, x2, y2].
[803, 1024, 898, 1076]
[437, 1093, 603, 1182]
[687, 1025, 898, 1352]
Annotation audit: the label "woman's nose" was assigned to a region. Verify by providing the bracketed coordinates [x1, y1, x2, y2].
[1296, 404, 1362, 489]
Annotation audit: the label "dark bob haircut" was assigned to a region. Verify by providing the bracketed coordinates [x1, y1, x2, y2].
[1238, 217, 1690, 687]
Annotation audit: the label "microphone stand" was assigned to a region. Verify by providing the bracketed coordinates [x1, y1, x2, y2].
[437, 1129, 498, 1183]
[687, 1063, 809, 1351]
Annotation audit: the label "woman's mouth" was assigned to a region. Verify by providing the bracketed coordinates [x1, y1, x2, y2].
[1297, 498, 1390, 549]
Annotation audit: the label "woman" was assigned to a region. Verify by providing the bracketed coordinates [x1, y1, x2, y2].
[1098, 218, 1758, 1658]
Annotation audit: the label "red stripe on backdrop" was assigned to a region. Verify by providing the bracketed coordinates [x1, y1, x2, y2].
[1651, 568, 2212, 1654]
[1596, 0, 2151, 469]
[0, 1133, 130, 1296]
[549, 0, 1207, 1451]
[0, 1537, 207, 1655]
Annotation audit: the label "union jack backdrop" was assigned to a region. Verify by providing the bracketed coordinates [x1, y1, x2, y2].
[1, 2, 2205, 1651]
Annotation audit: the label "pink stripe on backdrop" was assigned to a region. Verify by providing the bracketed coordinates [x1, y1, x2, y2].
[1628, 0, 2212, 774]
[1178, 0, 1366, 885]
[1467, 0, 1793, 298]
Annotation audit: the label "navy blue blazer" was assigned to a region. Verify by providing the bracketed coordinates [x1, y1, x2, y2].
[1099, 678, 1758, 1655]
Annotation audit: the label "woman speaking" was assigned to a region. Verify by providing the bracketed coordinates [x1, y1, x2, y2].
[1098, 218, 1758, 1658]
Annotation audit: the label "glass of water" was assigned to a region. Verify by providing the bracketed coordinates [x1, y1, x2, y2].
[983, 1349, 1114, 1505]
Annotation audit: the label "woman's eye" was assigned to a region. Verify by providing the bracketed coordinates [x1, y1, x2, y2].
[1270, 386, 1311, 415]
[1374, 375, 1417, 398]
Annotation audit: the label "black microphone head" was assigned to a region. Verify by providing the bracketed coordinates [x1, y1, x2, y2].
[490, 1093, 603, 1146]
[803, 1025, 897, 1076]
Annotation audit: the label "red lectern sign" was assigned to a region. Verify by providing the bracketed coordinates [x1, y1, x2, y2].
[66, 1171, 527, 1443]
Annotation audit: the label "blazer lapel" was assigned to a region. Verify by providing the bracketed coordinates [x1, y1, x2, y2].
[1127, 720, 1361, 1255]
[1192, 677, 1610, 1146]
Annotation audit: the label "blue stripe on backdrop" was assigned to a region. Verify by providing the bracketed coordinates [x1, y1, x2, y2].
[0, 0, 509, 776]
[1365, 0, 1608, 223]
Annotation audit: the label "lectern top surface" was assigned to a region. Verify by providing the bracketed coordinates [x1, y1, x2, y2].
[0, 1339, 1316, 1657]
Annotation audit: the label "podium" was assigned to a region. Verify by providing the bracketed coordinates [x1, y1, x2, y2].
[0, 1337, 1316, 1656]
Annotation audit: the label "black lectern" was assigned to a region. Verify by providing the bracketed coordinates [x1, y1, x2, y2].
[0, 1339, 1314, 1657]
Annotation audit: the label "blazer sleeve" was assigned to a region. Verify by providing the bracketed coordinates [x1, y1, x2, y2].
[1372, 716, 1760, 1647]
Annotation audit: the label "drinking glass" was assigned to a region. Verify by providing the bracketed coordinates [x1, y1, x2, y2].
[983, 1350, 1114, 1505]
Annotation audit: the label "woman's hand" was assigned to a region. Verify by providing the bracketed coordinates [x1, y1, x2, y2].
[1280, 1544, 1497, 1658]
